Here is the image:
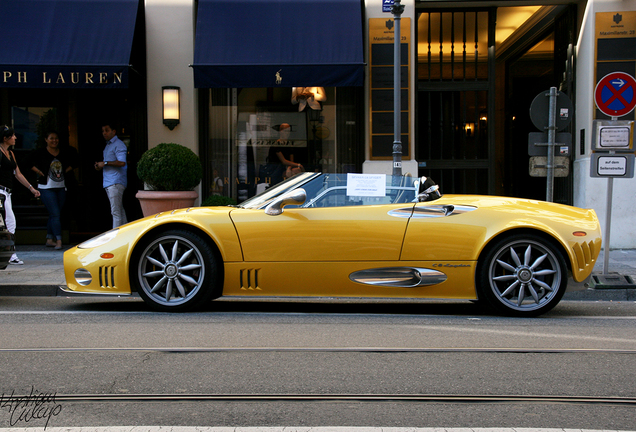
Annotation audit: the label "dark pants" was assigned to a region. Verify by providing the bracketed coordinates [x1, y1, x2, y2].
[39, 187, 66, 240]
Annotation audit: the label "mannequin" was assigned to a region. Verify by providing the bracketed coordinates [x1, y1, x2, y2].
[291, 87, 326, 112]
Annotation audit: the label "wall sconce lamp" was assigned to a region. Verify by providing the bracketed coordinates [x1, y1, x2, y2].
[162, 86, 180, 130]
[464, 122, 475, 137]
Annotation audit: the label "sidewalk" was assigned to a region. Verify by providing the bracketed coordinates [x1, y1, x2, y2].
[0, 244, 635, 300]
[0, 245, 67, 296]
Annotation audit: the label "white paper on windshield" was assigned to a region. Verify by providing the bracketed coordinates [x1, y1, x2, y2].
[346, 174, 386, 197]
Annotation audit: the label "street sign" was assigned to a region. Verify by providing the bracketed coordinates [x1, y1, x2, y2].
[529, 156, 569, 178]
[382, 0, 394, 12]
[528, 88, 573, 202]
[528, 132, 571, 156]
[594, 72, 636, 117]
[592, 120, 634, 151]
[591, 153, 635, 178]
[529, 90, 573, 132]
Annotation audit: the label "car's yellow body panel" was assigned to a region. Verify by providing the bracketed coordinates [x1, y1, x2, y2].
[63, 207, 242, 294]
[221, 261, 477, 299]
[63, 191, 601, 308]
[229, 204, 410, 262]
[403, 196, 601, 282]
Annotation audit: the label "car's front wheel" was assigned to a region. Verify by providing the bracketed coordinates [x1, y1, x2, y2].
[133, 229, 217, 312]
[477, 234, 568, 317]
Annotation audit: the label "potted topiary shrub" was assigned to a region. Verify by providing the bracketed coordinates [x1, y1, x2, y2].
[201, 195, 237, 207]
[136, 143, 203, 217]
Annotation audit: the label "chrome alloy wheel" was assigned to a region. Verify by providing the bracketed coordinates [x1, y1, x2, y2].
[485, 237, 564, 314]
[137, 233, 206, 308]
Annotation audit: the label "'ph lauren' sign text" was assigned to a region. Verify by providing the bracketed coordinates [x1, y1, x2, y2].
[1, 66, 129, 89]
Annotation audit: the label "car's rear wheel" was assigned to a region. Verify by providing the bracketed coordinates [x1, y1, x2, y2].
[133, 229, 217, 312]
[477, 234, 568, 317]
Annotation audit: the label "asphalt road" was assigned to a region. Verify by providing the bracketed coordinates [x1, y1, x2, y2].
[1, 297, 635, 430]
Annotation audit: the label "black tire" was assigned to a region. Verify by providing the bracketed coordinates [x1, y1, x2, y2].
[477, 234, 568, 317]
[132, 229, 218, 312]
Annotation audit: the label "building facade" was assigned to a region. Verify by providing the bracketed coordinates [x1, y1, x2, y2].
[1, 0, 635, 248]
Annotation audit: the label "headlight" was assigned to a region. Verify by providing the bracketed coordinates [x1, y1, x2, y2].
[78, 229, 119, 249]
[74, 268, 92, 286]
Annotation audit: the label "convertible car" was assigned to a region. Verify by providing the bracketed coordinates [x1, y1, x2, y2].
[63, 172, 601, 316]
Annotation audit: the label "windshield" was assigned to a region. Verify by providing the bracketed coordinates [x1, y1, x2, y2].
[239, 173, 419, 209]
[239, 172, 320, 209]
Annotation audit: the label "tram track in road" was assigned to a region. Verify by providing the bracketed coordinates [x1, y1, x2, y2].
[3, 391, 636, 407]
[2, 346, 636, 354]
[2, 337, 635, 427]
[3, 346, 635, 407]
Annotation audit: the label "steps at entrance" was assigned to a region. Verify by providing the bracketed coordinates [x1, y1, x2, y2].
[14, 204, 49, 230]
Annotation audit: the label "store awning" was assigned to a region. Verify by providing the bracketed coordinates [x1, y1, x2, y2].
[0, 0, 139, 89]
[193, 0, 365, 88]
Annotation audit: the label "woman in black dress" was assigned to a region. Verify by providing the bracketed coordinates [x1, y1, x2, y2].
[0, 125, 41, 264]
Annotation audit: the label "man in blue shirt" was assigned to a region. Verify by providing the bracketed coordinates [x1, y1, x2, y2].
[94, 123, 128, 228]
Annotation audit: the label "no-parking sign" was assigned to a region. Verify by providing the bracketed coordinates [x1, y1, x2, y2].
[594, 72, 636, 117]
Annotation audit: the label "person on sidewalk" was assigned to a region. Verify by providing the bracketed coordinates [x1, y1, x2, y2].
[94, 122, 128, 228]
[0, 125, 41, 264]
[29, 130, 78, 250]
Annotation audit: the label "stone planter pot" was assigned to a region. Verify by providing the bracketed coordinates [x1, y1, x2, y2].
[136, 190, 199, 217]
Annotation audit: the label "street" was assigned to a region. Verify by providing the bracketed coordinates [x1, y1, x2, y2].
[1, 296, 635, 430]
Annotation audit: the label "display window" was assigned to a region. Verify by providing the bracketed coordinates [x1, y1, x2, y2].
[201, 87, 364, 204]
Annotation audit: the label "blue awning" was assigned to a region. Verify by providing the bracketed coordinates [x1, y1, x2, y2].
[0, 0, 139, 89]
[193, 0, 365, 88]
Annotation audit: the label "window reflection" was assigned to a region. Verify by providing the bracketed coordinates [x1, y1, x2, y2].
[202, 87, 364, 204]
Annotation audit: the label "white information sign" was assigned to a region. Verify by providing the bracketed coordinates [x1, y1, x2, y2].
[591, 153, 635, 178]
[347, 174, 386, 197]
[598, 126, 631, 149]
[597, 155, 627, 176]
[592, 120, 633, 151]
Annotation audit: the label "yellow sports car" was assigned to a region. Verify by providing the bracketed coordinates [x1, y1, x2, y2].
[63, 173, 601, 316]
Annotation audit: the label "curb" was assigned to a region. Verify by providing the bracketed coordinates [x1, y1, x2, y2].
[563, 287, 636, 301]
[1, 285, 68, 296]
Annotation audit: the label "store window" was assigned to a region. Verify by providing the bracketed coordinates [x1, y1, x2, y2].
[201, 87, 364, 204]
[11, 107, 58, 151]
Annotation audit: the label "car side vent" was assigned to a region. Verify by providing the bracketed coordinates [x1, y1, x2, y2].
[240, 269, 262, 291]
[98, 266, 117, 289]
[572, 240, 596, 272]
[411, 205, 476, 218]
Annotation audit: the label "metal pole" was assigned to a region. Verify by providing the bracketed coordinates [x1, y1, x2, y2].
[602, 115, 619, 275]
[603, 173, 613, 274]
[546, 87, 557, 202]
[392, 0, 404, 177]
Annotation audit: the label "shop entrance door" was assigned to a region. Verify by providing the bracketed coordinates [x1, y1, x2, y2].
[416, 9, 495, 195]
[416, 5, 577, 201]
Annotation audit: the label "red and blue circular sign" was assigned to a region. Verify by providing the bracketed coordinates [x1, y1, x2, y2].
[595, 72, 636, 117]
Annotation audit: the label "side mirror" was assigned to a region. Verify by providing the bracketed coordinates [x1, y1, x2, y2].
[415, 176, 442, 202]
[264, 188, 307, 216]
